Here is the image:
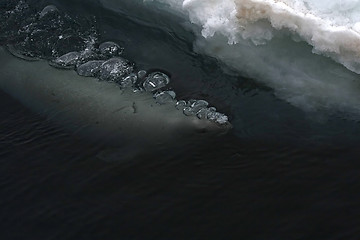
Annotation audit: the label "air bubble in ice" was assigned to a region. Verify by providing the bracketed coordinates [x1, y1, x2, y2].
[50, 51, 80, 68]
[183, 107, 194, 116]
[99, 57, 133, 82]
[154, 91, 176, 105]
[99, 41, 123, 57]
[120, 74, 137, 88]
[176, 98, 228, 124]
[190, 100, 209, 113]
[196, 108, 210, 120]
[39, 5, 58, 19]
[187, 99, 197, 106]
[133, 88, 143, 93]
[137, 70, 147, 80]
[180, 99, 209, 116]
[176, 100, 187, 110]
[76, 60, 104, 77]
[143, 72, 170, 92]
[208, 107, 217, 112]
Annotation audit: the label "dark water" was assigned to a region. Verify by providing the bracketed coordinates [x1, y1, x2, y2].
[1, 0, 360, 239]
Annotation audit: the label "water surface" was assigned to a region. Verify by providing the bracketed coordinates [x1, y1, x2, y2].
[1, 0, 360, 239]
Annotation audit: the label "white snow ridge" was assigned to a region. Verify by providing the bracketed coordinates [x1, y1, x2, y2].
[142, 0, 360, 116]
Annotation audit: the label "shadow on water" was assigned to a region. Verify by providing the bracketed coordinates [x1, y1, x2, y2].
[1, 111, 359, 240]
[1, 87, 360, 240]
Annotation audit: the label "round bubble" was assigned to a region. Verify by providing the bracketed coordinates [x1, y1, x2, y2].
[121, 73, 137, 88]
[99, 41, 123, 57]
[190, 100, 209, 113]
[154, 91, 176, 105]
[137, 70, 147, 80]
[143, 72, 170, 92]
[50, 51, 80, 68]
[180, 99, 209, 116]
[176, 100, 187, 110]
[76, 60, 104, 77]
[196, 108, 211, 120]
[183, 107, 194, 116]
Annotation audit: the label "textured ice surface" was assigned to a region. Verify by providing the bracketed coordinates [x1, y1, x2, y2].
[207, 111, 229, 124]
[0, 2, 97, 59]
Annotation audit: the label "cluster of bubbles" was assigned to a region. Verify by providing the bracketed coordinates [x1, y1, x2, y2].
[51, 40, 229, 125]
[0, 1, 97, 59]
[0, 1, 229, 126]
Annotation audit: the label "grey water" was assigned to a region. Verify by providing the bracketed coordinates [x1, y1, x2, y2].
[1, 0, 360, 239]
